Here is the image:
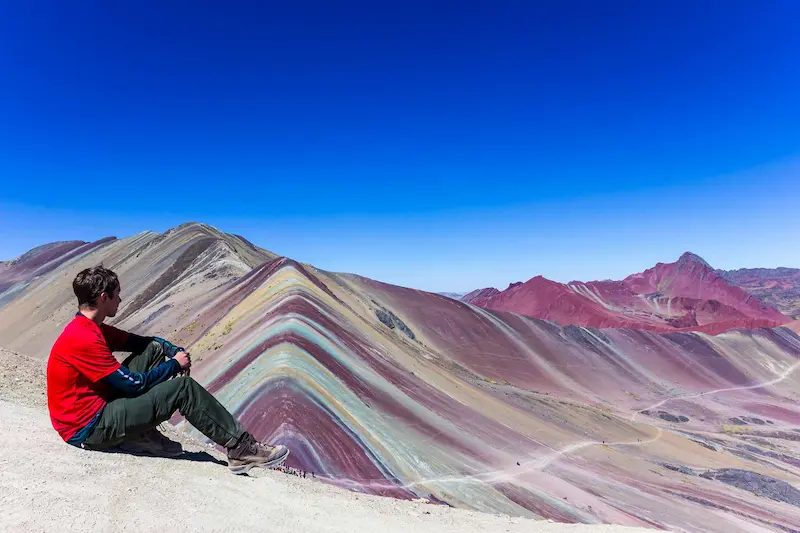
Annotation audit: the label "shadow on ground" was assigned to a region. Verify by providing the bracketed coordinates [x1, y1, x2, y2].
[96, 447, 227, 466]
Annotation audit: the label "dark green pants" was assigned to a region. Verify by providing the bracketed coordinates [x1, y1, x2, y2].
[83, 340, 245, 449]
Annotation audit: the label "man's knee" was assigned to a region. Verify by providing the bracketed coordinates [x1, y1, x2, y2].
[161, 376, 206, 413]
[124, 339, 166, 372]
[147, 339, 165, 355]
[147, 375, 192, 400]
[144, 376, 194, 416]
[171, 375, 201, 395]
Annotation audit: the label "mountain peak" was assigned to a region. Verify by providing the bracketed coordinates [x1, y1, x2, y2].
[523, 275, 562, 288]
[171, 221, 222, 234]
[677, 252, 712, 269]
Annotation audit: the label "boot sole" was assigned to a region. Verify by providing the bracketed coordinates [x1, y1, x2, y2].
[228, 449, 290, 475]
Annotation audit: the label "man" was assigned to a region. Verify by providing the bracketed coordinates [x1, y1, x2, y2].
[47, 265, 289, 474]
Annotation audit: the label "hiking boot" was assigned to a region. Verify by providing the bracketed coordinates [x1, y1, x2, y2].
[227, 432, 289, 474]
[118, 428, 184, 457]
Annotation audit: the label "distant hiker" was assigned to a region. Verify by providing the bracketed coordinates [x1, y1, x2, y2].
[47, 265, 289, 474]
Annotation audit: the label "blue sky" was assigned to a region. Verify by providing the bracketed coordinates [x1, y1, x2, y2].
[1, 1, 798, 292]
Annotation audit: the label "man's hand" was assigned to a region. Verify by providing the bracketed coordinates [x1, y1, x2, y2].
[174, 351, 191, 374]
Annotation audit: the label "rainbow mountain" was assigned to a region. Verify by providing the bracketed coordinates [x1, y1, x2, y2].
[1, 222, 799, 532]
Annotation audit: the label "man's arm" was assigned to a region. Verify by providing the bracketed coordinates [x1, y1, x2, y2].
[103, 359, 182, 397]
[101, 323, 185, 358]
[119, 332, 185, 359]
[151, 337, 184, 359]
[120, 332, 151, 354]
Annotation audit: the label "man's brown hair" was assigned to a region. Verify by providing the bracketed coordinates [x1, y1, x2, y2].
[73, 265, 119, 308]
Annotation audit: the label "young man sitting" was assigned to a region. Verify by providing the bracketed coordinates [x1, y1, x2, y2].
[47, 265, 289, 474]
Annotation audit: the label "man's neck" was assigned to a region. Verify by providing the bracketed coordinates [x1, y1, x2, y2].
[79, 307, 106, 326]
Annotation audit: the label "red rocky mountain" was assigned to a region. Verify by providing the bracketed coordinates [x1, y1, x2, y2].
[462, 252, 791, 334]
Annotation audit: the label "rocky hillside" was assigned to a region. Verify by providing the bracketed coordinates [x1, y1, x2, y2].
[2, 348, 658, 533]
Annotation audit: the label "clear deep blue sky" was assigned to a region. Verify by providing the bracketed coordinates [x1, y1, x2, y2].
[1, 1, 798, 292]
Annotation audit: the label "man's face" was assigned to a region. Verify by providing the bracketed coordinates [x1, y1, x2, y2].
[103, 286, 122, 317]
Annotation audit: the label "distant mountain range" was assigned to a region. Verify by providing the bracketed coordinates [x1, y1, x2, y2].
[460, 252, 793, 334]
[719, 267, 800, 319]
[436, 291, 467, 299]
